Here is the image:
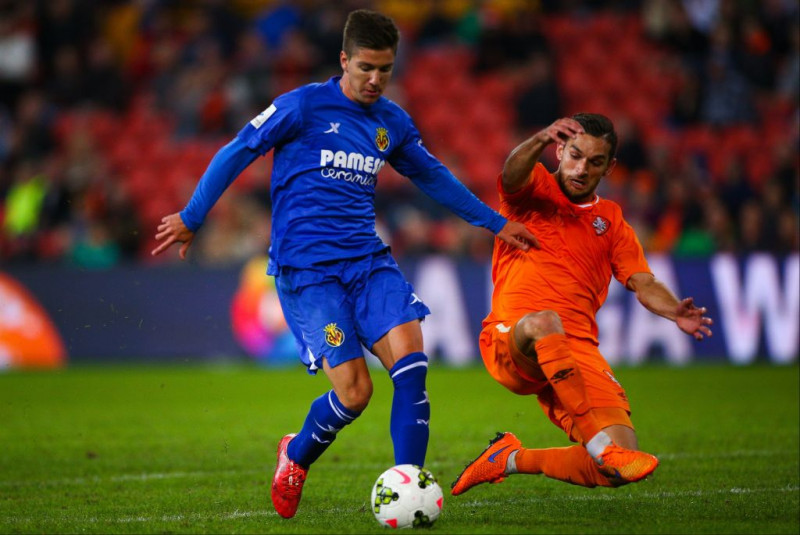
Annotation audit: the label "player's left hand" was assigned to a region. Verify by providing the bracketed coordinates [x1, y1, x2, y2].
[497, 220, 540, 251]
[675, 297, 713, 340]
[151, 213, 195, 260]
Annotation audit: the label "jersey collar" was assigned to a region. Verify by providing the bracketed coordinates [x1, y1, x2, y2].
[330, 76, 385, 112]
[575, 195, 600, 209]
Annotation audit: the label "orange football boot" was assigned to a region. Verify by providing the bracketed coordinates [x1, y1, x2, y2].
[596, 444, 659, 483]
[451, 432, 522, 496]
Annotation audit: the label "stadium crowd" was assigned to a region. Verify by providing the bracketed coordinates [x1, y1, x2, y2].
[0, 0, 797, 268]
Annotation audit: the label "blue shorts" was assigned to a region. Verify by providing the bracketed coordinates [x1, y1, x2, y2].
[274, 251, 431, 374]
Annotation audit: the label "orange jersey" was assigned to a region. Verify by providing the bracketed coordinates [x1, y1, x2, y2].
[485, 163, 651, 345]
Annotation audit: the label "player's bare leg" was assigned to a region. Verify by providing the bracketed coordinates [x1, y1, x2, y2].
[371, 319, 424, 370]
[323, 356, 374, 412]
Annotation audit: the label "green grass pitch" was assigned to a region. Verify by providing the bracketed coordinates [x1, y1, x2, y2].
[1, 363, 798, 534]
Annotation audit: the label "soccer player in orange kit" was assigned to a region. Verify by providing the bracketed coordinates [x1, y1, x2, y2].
[451, 113, 713, 494]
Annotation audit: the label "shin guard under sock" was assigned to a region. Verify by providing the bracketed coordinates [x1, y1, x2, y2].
[287, 390, 360, 468]
[389, 352, 430, 466]
[535, 333, 603, 442]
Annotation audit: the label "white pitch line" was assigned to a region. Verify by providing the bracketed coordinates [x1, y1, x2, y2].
[2, 511, 278, 526]
[655, 449, 798, 460]
[0, 450, 796, 489]
[461, 484, 800, 507]
[0, 463, 392, 489]
[102, 510, 279, 524]
[0, 468, 263, 488]
[3, 486, 797, 526]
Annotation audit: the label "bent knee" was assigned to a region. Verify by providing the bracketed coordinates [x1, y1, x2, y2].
[337, 380, 373, 412]
[517, 310, 564, 341]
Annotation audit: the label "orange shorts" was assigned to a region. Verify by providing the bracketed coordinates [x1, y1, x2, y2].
[479, 320, 633, 443]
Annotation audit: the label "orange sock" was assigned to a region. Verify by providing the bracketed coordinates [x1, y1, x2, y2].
[514, 446, 614, 488]
[535, 333, 602, 442]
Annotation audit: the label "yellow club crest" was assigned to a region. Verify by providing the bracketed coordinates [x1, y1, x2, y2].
[324, 323, 345, 347]
[375, 127, 390, 152]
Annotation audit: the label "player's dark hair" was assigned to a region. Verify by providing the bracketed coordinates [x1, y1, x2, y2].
[572, 113, 617, 158]
[342, 9, 400, 57]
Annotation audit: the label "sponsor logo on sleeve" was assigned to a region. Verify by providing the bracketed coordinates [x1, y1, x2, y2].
[250, 103, 277, 128]
[549, 367, 575, 383]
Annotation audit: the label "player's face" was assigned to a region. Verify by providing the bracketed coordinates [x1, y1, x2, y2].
[555, 133, 616, 204]
[339, 47, 395, 106]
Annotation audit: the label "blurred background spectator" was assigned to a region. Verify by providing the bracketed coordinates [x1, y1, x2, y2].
[0, 0, 797, 268]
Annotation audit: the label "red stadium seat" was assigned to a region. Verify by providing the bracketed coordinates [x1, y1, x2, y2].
[475, 74, 517, 102]
[86, 110, 119, 149]
[466, 98, 512, 131]
[721, 126, 760, 154]
[464, 155, 502, 189]
[745, 153, 775, 187]
[642, 125, 678, 153]
[680, 125, 717, 153]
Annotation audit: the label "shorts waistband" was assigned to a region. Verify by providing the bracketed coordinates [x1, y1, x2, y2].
[277, 247, 390, 275]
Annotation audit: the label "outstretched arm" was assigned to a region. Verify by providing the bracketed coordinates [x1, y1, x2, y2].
[627, 272, 714, 340]
[150, 136, 259, 260]
[503, 118, 584, 194]
[409, 171, 540, 251]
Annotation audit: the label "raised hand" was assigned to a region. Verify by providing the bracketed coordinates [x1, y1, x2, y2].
[537, 117, 585, 146]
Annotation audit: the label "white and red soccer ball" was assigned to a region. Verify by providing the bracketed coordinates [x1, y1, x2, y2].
[371, 464, 443, 528]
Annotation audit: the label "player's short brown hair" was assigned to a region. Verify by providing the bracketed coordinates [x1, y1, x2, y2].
[573, 113, 618, 158]
[342, 9, 400, 57]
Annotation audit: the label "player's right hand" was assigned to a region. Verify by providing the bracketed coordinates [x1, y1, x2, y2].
[151, 213, 195, 260]
[541, 117, 584, 145]
[497, 220, 540, 251]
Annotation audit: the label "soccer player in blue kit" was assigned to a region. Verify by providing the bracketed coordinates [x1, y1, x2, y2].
[151, 9, 537, 518]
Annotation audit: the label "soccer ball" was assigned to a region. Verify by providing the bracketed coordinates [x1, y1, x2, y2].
[371, 464, 443, 529]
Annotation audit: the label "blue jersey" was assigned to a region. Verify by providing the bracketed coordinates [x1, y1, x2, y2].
[181, 76, 506, 274]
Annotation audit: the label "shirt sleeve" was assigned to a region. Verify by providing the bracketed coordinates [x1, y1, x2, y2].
[179, 136, 259, 231]
[180, 92, 304, 231]
[496, 163, 548, 220]
[236, 91, 303, 155]
[389, 122, 507, 234]
[611, 213, 652, 286]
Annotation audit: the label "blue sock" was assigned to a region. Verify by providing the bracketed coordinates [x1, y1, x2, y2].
[389, 352, 430, 466]
[287, 390, 360, 468]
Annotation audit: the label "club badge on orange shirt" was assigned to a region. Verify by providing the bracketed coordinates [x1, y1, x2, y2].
[375, 127, 390, 152]
[592, 216, 610, 235]
[324, 323, 345, 347]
